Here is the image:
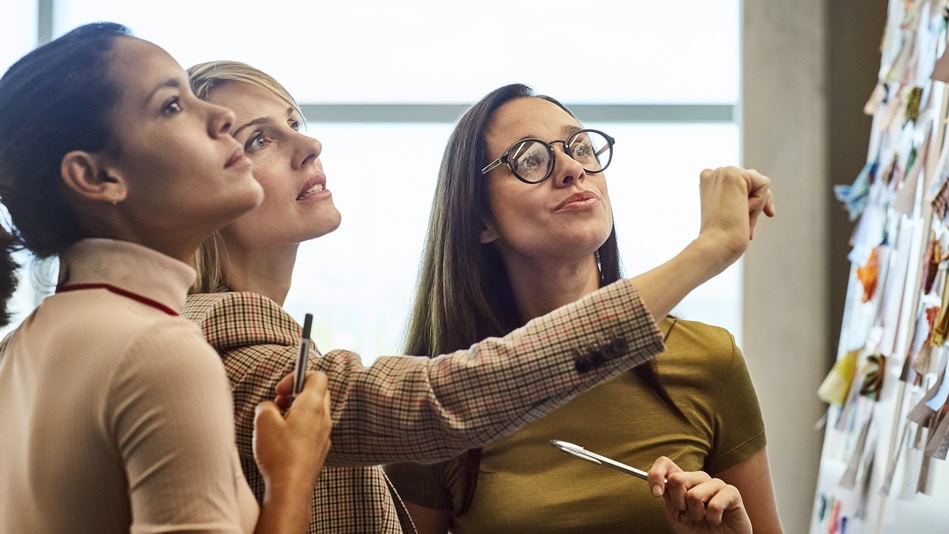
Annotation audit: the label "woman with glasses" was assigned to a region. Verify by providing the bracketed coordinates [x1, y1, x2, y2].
[0, 24, 332, 532]
[183, 63, 773, 533]
[384, 84, 783, 533]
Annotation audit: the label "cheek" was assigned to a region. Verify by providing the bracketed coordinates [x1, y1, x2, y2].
[249, 165, 290, 204]
[593, 177, 613, 221]
[487, 186, 544, 237]
[253, 173, 280, 200]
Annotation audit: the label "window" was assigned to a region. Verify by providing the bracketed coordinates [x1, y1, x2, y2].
[5, 1, 742, 359]
[0, 0, 36, 72]
[288, 121, 741, 360]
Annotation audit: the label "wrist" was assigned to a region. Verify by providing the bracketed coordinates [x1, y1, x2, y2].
[262, 470, 317, 505]
[688, 232, 742, 280]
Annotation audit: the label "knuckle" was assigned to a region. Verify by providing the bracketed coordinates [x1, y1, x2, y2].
[685, 491, 704, 506]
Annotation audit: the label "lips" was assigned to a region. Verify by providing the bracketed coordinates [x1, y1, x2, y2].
[297, 174, 327, 200]
[225, 147, 249, 169]
[555, 190, 600, 210]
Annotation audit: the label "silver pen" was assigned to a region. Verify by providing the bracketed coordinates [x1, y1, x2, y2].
[549, 439, 655, 482]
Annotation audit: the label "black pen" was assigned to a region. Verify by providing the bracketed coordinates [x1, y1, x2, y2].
[293, 313, 314, 396]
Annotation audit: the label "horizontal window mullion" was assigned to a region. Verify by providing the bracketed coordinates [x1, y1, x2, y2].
[300, 104, 735, 124]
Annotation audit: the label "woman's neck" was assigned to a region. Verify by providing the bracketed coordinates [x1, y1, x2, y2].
[504, 253, 602, 322]
[222, 241, 298, 306]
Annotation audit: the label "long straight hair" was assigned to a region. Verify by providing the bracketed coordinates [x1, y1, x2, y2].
[404, 84, 625, 356]
[402, 83, 682, 512]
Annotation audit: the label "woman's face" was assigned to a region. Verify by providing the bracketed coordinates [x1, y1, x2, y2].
[206, 81, 341, 252]
[103, 37, 262, 248]
[481, 97, 613, 264]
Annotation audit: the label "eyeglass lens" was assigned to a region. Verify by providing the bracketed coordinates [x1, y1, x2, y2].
[510, 130, 611, 183]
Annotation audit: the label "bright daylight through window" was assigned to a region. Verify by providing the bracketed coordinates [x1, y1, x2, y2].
[2, 1, 740, 362]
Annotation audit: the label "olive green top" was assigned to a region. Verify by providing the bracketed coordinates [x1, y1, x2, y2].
[385, 318, 767, 533]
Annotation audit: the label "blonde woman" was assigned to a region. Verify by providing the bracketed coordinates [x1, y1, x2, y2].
[184, 61, 773, 532]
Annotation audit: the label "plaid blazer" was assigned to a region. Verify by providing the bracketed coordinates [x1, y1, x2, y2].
[183, 278, 663, 533]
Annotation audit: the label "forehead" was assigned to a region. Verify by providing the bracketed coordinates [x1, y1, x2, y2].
[207, 81, 291, 124]
[486, 97, 581, 145]
[106, 37, 184, 103]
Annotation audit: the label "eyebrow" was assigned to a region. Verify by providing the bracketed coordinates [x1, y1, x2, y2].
[233, 107, 296, 137]
[233, 116, 272, 137]
[505, 124, 585, 146]
[561, 124, 582, 137]
[145, 79, 182, 107]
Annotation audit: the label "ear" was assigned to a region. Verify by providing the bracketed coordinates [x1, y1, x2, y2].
[60, 151, 127, 204]
[480, 213, 500, 244]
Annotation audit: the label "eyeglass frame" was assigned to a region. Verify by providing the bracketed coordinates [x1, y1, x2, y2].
[480, 128, 616, 184]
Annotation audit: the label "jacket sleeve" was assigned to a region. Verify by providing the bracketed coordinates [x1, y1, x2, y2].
[200, 277, 664, 467]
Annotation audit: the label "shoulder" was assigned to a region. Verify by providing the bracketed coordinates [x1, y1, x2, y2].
[104, 316, 231, 413]
[48, 290, 211, 364]
[661, 318, 737, 362]
[656, 317, 753, 395]
[184, 291, 299, 351]
[119, 316, 224, 375]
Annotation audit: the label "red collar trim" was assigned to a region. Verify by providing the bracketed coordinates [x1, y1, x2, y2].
[57, 283, 179, 317]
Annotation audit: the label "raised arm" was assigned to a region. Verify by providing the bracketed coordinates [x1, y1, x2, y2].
[196, 275, 664, 468]
[632, 166, 774, 322]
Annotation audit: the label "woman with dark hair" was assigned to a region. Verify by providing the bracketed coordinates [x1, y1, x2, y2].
[0, 23, 332, 533]
[384, 84, 783, 533]
[183, 63, 773, 533]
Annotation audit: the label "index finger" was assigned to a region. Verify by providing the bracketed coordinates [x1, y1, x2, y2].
[647, 456, 680, 496]
[293, 371, 329, 402]
[746, 169, 775, 214]
[276, 371, 329, 411]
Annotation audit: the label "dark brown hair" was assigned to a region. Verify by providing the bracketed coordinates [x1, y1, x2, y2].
[0, 22, 131, 325]
[403, 83, 682, 512]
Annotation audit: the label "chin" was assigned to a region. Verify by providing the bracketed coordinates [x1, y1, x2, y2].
[309, 214, 342, 240]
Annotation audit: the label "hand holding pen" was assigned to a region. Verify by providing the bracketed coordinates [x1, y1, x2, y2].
[255, 370, 332, 531]
[551, 441, 750, 533]
[648, 456, 751, 534]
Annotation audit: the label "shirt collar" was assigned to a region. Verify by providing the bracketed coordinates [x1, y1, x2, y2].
[58, 238, 197, 314]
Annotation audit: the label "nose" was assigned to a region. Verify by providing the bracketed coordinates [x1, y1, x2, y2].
[207, 102, 235, 138]
[293, 130, 323, 170]
[549, 145, 585, 187]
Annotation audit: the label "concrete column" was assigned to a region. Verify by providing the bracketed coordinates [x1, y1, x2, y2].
[741, 2, 829, 531]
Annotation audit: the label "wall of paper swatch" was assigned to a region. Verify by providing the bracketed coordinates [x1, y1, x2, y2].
[812, 0, 949, 531]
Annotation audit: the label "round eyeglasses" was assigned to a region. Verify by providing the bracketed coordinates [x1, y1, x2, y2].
[480, 129, 615, 184]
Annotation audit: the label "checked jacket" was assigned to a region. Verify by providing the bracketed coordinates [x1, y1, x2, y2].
[183, 277, 663, 533]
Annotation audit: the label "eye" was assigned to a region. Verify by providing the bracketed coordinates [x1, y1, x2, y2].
[290, 118, 303, 131]
[513, 142, 548, 173]
[161, 97, 182, 115]
[517, 153, 545, 171]
[572, 141, 594, 158]
[245, 132, 272, 152]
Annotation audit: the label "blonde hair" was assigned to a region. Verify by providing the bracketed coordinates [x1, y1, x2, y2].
[189, 60, 303, 117]
[187, 60, 303, 294]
